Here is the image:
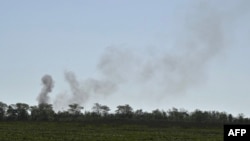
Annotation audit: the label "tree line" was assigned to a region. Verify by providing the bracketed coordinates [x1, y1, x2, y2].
[0, 101, 249, 124]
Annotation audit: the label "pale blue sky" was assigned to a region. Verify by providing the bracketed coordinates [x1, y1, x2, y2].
[1, 0, 250, 116]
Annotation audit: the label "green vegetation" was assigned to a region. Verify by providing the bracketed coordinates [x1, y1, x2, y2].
[0, 101, 249, 140]
[0, 121, 223, 141]
[0, 102, 249, 123]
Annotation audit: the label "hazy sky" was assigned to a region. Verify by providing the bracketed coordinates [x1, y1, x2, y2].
[1, 0, 250, 116]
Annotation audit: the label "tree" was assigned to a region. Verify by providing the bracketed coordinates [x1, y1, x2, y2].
[116, 104, 133, 118]
[100, 105, 110, 116]
[68, 103, 83, 116]
[6, 104, 18, 120]
[168, 108, 188, 121]
[92, 103, 110, 116]
[92, 103, 102, 115]
[152, 109, 166, 119]
[39, 103, 55, 121]
[30, 105, 39, 120]
[228, 114, 233, 123]
[237, 113, 245, 123]
[190, 109, 208, 122]
[0, 102, 7, 120]
[16, 103, 29, 120]
[218, 112, 228, 123]
[134, 109, 143, 115]
[30, 104, 54, 121]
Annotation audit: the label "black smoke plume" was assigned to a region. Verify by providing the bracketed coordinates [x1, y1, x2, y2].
[37, 75, 54, 104]
[53, 1, 246, 110]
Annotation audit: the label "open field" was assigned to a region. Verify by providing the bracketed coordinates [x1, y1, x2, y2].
[0, 121, 223, 141]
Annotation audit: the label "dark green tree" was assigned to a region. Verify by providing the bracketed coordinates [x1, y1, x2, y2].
[100, 105, 110, 116]
[68, 103, 83, 116]
[168, 108, 188, 121]
[6, 104, 18, 120]
[0, 102, 7, 120]
[228, 114, 234, 123]
[30, 105, 39, 120]
[30, 104, 54, 121]
[152, 109, 166, 119]
[92, 103, 102, 116]
[116, 104, 133, 118]
[92, 103, 110, 116]
[16, 103, 29, 120]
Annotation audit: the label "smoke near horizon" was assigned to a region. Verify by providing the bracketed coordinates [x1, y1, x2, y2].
[37, 75, 54, 104]
[42, 1, 242, 111]
[96, 2, 225, 95]
[53, 71, 117, 110]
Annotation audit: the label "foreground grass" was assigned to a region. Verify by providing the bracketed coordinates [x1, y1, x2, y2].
[0, 121, 223, 141]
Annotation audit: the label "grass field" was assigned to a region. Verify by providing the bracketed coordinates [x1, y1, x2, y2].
[0, 121, 223, 141]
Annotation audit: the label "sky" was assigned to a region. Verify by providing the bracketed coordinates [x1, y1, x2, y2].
[1, 0, 250, 116]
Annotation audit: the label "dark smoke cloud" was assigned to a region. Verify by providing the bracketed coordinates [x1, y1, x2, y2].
[37, 75, 54, 104]
[64, 71, 87, 104]
[97, 2, 225, 95]
[54, 71, 117, 110]
[53, 1, 241, 110]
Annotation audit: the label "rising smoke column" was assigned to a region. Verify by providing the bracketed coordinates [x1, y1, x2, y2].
[53, 1, 245, 109]
[54, 71, 117, 110]
[64, 71, 86, 105]
[97, 2, 225, 95]
[37, 75, 54, 104]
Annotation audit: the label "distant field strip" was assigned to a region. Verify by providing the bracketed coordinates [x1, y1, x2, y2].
[0, 122, 223, 141]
